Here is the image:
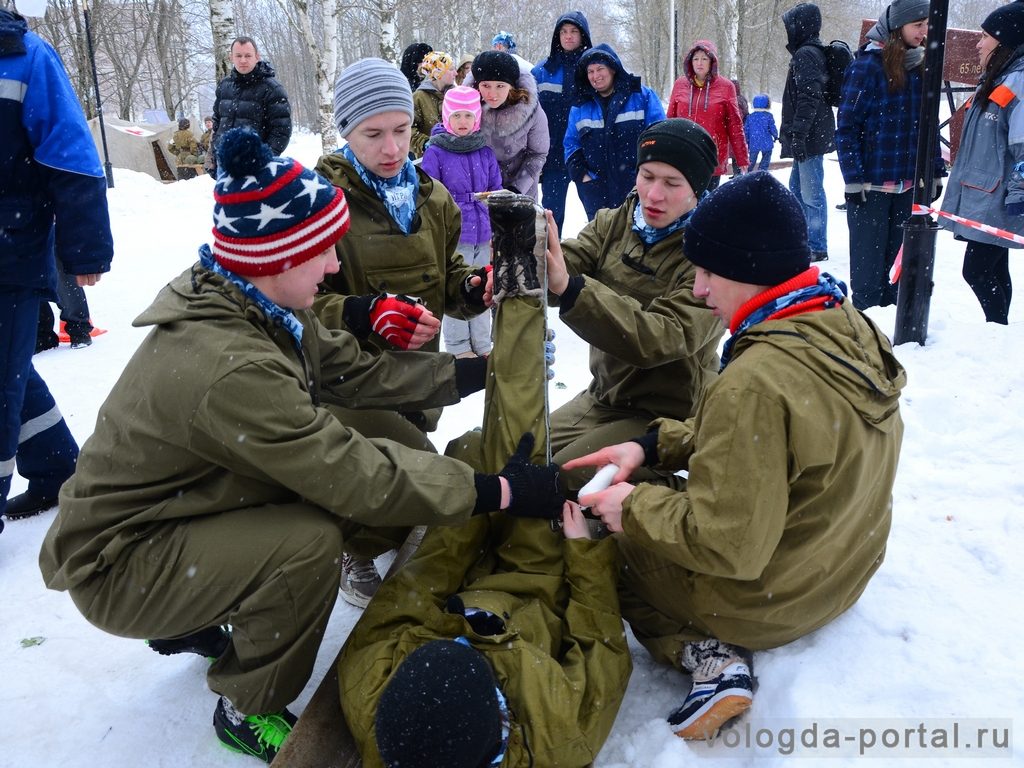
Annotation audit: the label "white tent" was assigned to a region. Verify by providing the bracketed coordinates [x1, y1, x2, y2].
[87, 117, 178, 182]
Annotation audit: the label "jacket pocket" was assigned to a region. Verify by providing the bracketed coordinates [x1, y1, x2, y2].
[364, 261, 442, 301]
[959, 168, 1001, 194]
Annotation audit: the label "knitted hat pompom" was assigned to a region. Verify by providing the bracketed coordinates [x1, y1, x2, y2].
[211, 128, 350, 277]
[217, 128, 273, 178]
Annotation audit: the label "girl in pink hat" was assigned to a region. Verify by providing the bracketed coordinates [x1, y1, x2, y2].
[422, 85, 503, 357]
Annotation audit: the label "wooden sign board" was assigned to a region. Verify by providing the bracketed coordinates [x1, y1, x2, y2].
[857, 21, 981, 164]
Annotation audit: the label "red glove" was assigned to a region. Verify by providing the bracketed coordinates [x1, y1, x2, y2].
[369, 293, 426, 349]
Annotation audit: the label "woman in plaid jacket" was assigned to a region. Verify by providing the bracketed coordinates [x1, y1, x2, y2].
[836, 0, 942, 310]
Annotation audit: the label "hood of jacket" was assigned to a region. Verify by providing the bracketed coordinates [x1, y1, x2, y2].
[476, 69, 541, 137]
[684, 39, 720, 83]
[574, 43, 641, 102]
[0, 9, 27, 56]
[542, 10, 593, 70]
[134, 259, 275, 331]
[783, 3, 823, 52]
[731, 301, 905, 431]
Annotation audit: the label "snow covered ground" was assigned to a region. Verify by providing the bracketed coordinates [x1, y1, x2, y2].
[3, 131, 1023, 767]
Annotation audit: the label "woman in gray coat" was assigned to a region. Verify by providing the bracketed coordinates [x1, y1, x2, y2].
[940, 2, 1024, 323]
[468, 51, 550, 200]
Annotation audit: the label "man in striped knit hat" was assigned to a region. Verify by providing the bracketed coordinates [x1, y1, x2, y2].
[40, 128, 560, 763]
[314, 58, 493, 608]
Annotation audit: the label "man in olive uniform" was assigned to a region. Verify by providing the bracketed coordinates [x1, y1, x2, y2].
[569, 172, 905, 741]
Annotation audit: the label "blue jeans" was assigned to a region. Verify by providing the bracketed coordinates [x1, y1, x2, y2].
[540, 166, 571, 236]
[789, 155, 827, 253]
[1, 288, 80, 513]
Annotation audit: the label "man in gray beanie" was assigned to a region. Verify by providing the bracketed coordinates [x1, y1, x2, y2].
[313, 58, 493, 608]
[565, 171, 906, 741]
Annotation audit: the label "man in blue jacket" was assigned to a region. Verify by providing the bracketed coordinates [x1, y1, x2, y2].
[0, 8, 113, 529]
[565, 44, 666, 220]
[532, 11, 592, 234]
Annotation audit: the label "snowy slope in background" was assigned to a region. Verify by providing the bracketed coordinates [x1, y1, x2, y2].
[3, 132, 1022, 767]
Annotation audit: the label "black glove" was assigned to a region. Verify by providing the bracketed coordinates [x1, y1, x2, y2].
[460, 265, 491, 307]
[791, 143, 808, 163]
[453, 355, 488, 398]
[499, 433, 564, 519]
[629, 429, 661, 467]
[844, 183, 866, 206]
[931, 180, 944, 203]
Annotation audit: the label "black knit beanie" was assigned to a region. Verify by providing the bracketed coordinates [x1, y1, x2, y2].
[684, 171, 810, 286]
[471, 50, 520, 87]
[982, 2, 1024, 51]
[375, 640, 502, 768]
[636, 118, 718, 197]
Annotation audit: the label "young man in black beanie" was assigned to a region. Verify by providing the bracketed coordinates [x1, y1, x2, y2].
[565, 171, 906, 741]
[543, 118, 724, 499]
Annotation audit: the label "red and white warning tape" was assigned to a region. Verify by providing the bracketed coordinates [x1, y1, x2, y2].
[889, 204, 1023, 284]
[911, 203, 1024, 247]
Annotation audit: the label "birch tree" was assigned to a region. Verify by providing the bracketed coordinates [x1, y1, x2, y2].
[208, 0, 233, 81]
[272, 0, 341, 153]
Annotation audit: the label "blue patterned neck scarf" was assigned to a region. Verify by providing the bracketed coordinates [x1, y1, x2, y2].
[199, 245, 304, 349]
[719, 269, 847, 371]
[631, 192, 706, 245]
[341, 144, 419, 234]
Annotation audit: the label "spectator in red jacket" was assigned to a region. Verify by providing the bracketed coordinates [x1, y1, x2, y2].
[667, 40, 749, 190]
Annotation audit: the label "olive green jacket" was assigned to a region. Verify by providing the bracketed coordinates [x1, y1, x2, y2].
[621, 300, 906, 651]
[338, 517, 631, 768]
[557, 192, 723, 421]
[312, 152, 479, 356]
[412, 85, 444, 158]
[40, 261, 478, 593]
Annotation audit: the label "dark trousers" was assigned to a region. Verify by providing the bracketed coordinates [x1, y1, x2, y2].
[55, 260, 92, 338]
[847, 190, 911, 310]
[1, 289, 80, 514]
[540, 166, 571, 236]
[962, 240, 1012, 324]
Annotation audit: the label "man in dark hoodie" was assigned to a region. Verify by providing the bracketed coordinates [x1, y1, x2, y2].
[207, 36, 292, 174]
[564, 43, 665, 219]
[532, 11, 592, 234]
[780, 3, 834, 261]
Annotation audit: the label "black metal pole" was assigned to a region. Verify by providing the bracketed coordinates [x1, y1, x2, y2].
[82, 2, 113, 188]
[894, 0, 949, 345]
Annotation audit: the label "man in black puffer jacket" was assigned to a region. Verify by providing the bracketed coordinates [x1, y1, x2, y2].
[780, 3, 834, 262]
[207, 36, 291, 174]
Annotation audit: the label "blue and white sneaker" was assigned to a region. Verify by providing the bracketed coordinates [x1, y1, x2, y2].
[667, 661, 754, 740]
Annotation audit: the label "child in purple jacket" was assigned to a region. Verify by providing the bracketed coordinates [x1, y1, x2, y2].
[422, 85, 503, 357]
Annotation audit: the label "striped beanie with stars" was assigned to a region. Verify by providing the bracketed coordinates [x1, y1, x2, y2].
[211, 127, 350, 276]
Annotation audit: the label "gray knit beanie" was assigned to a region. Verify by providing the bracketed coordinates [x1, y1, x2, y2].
[886, 0, 930, 29]
[334, 58, 414, 138]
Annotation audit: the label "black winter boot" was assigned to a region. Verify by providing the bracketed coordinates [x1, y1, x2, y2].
[487, 191, 547, 302]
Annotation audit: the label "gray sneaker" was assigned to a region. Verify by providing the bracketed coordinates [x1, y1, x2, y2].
[340, 553, 381, 608]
